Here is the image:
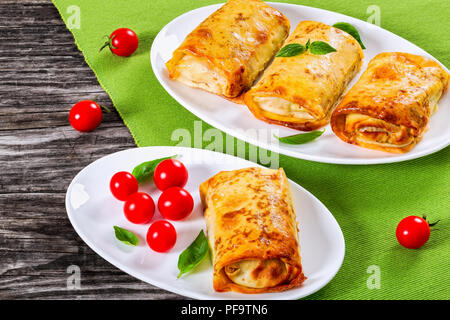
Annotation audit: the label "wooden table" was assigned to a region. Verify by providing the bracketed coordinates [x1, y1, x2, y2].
[0, 0, 183, 299]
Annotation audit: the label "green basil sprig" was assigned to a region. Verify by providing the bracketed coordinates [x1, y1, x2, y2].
[333, 22, 366, 49]
[308, 41, 337, 55]
[305, 39, 311, 50]
[177, 230, 210, 278]
[274, 129, 325, 145]
[132, 155, 177, 183]
[114, 226, 139, 246]
[276, 39, 336, 57]
[276, 43, 306, 57]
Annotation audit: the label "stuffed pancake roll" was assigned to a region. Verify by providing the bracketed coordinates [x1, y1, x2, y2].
[165, 0, 290, 98]
[199, 167, 305, 293]
[244, 21, 363, 131]
[331, 52, 449, 153]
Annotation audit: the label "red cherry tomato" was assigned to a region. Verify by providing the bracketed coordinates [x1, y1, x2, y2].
[101, 28, 139, 57]
[146, 220, 177, 252]
[69, 100, 103, 132]
[153, 159, 188, 191]
[396, 216, 431, 249]
[158, 187, 194, 221]
[110, 171, 138, 201]
[123, 192, 155, 224]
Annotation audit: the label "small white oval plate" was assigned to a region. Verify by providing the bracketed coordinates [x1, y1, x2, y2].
[65, 146, 345, 300]
[151, 2, 449, 165]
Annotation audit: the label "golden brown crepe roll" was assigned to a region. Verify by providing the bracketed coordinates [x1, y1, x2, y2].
[165, 0, 290, 98]
[244, 21, 363, 131]
[199, 167, 305, 293]
[331, 52, 449, 153]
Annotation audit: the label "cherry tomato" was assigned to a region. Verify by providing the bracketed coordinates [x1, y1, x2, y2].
[396, 216, 431, 249]
[158, 187, 194, 221]
[110, 171, 138, 201]
[69, 100, 103, 132]
[146, 220, 177, 252]
[101, 28, 139, 57]
[123, 192, 155, 224]
[153, 159, 188, 191]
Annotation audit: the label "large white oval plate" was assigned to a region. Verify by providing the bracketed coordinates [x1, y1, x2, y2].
[151, 2, 449, 165]
[65, 146, 345, 300]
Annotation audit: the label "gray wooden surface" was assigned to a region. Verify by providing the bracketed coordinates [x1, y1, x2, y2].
[0, 0, 183, 299]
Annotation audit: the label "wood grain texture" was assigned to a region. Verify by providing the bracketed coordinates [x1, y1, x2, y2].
[0, 0, 184, 299]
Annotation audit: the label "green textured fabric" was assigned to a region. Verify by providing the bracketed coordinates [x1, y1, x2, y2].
[52, 0, 450, 299]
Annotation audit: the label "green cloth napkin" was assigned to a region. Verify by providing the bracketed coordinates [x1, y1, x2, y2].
[52, 0, 449, 299]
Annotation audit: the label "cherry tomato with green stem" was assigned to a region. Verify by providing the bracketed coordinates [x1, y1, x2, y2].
[100, 28, 139, 57]
[396, 215, 439, 249]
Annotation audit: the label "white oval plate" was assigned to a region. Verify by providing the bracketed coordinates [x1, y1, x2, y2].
[151, 2, 449, 165]
[65, 146, 345, 300]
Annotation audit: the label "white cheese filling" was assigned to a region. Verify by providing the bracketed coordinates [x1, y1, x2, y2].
[176, 55, 227, 95]
[254, 96, 315, 120]
[224, 259, 287, 289]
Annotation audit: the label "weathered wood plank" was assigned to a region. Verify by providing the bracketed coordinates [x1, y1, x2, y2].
[0, 1, 184, 299]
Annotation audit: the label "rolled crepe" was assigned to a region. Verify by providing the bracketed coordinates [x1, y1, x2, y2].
[166, 0, 290, 98]
[199, 167, 305, 293]
[244, 21, 363, 130]
[331, 52, 449, 153]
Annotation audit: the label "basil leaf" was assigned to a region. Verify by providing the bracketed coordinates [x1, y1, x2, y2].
[274, 129, 325, 145]
[114, 226, 139, 246]
[333, 22, 366, 49]
[177, 230, 210, 278]
[309, 41, 337, 55]
[132, 155, 177, 183]
[276, 43, 306, 57]
[305, 38, 311, 50]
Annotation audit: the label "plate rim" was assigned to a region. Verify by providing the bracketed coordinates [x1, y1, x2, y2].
[150, 2, 450, 165]
[65, 146, 345, 300]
